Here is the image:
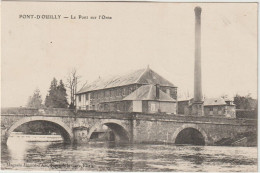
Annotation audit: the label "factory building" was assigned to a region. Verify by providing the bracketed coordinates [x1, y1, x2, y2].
[76, 67, 177, 114]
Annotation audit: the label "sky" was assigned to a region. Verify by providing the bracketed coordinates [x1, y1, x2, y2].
[2, 2, 257, 107]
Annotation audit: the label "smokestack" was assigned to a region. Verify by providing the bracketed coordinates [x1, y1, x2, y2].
[191, 6, 204, 116]
[155, 84, 160, 100]
[194, 6, 202, 102]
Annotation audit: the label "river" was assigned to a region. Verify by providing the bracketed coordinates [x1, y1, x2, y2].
[1, 135, 257, 172]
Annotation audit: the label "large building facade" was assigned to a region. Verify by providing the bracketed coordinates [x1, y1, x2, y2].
[76, 67, 177, 114]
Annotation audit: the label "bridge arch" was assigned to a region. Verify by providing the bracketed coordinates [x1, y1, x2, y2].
[88, 119, 130, 142]
[5, 116, 73, 144]
[172, 124, 208, 145]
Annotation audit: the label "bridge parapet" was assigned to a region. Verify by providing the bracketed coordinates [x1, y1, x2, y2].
[1, 107, 75, 116]
[76, 110, 134, 119]
[134, 113, 257, 126]
[1, 108, 256, 127]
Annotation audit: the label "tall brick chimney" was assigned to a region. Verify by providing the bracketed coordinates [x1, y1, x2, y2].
[192, 6, 204, 116]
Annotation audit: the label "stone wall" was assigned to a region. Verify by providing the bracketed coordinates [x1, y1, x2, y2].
[99, 101, 133, 112]
[142, 101, 176, 114]
[177, 101, 189, 114]
[226, 105, 236, 118]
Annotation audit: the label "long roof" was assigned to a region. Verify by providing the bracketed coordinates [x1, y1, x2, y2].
[123, 85, 176, 102]
[77, 67, 176, 94]
[178, 97, 231, 106]
[204, 98, 227, 106]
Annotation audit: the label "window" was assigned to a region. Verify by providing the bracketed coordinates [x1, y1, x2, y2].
[105, 90, 109, 98]
[85, 93, 88, 100]
[218, 107, 222, 114]
[104, 104, 108, 111]
[129, 87, 133, 93]
[125, 88, 128, 95]
[151, 103, 156, 112]
[209, 107, 213, 115]
[122, 102, 126, 111]
[79, 95, 81, 102]
[111, 90, 114, 97]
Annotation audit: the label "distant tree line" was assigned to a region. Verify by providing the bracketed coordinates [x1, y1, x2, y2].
[27, 78, 68, 108]
[26, 68, 85, 109]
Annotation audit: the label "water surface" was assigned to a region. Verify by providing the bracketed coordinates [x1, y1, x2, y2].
[1, 135, 257, 172]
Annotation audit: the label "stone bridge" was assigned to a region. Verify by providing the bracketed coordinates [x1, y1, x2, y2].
[1, 108, 257, 146]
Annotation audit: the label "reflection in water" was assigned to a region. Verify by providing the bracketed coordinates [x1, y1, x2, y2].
[1, 135, 257, 172]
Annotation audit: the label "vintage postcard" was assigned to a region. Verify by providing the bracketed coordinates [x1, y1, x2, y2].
[1, 1, 258, 172]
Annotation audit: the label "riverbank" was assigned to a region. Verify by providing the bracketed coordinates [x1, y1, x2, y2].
[9, 133, 63, 142]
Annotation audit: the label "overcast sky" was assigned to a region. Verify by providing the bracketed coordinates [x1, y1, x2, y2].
[2, 2, 257, 107]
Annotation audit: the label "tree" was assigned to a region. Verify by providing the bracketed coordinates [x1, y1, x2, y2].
[65, 68, 86, 109]
[27, 88, 43, 108]
[45, 78, 58, 108]
[234, 93, 257, 110]
[45, 78, 69, 108]
[56, 80, 68, 108]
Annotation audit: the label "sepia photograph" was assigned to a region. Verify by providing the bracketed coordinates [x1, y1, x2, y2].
[1, 1, 258, 172]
